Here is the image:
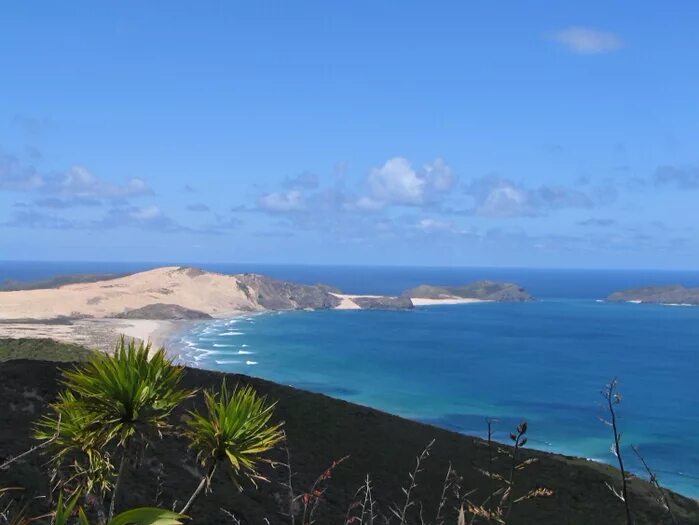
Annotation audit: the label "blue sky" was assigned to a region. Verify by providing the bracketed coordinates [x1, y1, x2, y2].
[2, 2, 699, 268]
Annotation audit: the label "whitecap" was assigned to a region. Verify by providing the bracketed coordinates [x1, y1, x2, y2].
[662, 303, 693, 307]
[215, 360, 241, 365]
[245, 360, 258, 365]
[213, 343, 233, 348]
[219, 331, 243, 336]
[237, 350, 253, 355]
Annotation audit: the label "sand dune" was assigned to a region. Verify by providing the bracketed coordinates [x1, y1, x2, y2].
[0, 266, 255, 320]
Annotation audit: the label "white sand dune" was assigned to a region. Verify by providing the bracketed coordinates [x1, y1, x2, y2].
[0, 266, 255, 320]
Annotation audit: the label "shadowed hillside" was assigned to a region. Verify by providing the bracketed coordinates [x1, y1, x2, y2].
[0, 339, 696, 524]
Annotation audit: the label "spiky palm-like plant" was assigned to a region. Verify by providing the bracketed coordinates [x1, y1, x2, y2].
[36, 391, 116, 498]
[37, 337, 193, 520]
[180, 381, 284, 513]
[60, 337, 191, 446]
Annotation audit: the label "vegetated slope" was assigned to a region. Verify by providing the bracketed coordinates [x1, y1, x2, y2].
[0, 340, 696, 524]
[404, 281, 534, 302]
[0, 272, 129, 291]
[114, 303, 213, 320]
[607, 285, 699, 305]
[0, 337, 95, 362]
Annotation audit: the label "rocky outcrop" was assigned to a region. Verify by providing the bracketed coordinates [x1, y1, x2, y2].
[351, 296, 414, 310]
[404, 281, 534, 302]
[235, 274, 342, 310]
[607, 285, 699, 305]
[115, 303, 213, 320]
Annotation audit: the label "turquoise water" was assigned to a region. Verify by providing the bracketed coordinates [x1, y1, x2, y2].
[1, 262, 698, 496]
[176, 300, 699, 498]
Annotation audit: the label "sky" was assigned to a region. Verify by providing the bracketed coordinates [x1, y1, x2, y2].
[1, 2, 699, 269]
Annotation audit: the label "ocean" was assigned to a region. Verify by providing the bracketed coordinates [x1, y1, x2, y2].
[2, 261, 699, 497]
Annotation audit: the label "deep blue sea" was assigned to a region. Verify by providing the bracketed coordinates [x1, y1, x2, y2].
[2, 261, 698, 497]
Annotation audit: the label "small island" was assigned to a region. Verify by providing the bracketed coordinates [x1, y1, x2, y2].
[607, 284, 699, 305]
[404, 280, 534, 304]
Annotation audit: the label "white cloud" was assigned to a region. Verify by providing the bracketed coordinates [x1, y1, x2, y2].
[353, 195, 385, 211]
[0, 152, 44, 190]
[129, 205, 162, 221]
[258, 190, 305, 212]
[59, 166, 151, 198]
[552, 27, 622, 54]
[479, 181, 531, 217]
[465, 175, 595, 217]
[423, 157, 455, 193]
[368, 157, 425, 205]
[416, 218, 455, 233]
[0, 153, 152, 199]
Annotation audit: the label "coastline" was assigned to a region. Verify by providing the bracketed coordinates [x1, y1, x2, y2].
[411, 297, 489, 306]
[0, 317, 197, 355]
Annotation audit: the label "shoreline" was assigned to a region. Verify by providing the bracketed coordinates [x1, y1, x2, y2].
[0, 317, 198, 354]
[411, 297, 489, 306]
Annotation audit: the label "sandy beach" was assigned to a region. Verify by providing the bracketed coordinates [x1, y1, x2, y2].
[332, 293, 488, 308]
[0, 318, 187, 353]
[410, 297, 488, 306]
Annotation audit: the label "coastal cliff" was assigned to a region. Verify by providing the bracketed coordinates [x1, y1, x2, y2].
[236, 273, 342, 310]
[607, 285, 699, 305]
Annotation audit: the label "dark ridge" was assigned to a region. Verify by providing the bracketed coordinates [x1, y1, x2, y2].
[0, 272, 129, 292]
[114, 303, 213, 320]
[351, 295, 414, 310]
[236, 273, 342, 310]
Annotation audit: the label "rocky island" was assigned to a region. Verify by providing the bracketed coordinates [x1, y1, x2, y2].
[404, 280, 534, 303]
[607, 284, 699, 305]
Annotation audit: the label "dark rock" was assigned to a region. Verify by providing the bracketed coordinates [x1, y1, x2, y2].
[115, 303, 213, 320]
[236, 274, 342, 310]
[351, 296, 414, 310]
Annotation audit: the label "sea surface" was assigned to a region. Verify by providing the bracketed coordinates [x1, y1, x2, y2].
[2, 261, 699, 497]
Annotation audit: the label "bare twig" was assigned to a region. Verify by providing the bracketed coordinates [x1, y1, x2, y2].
[485, 418, 498, 469]
[601, 378, 633, 525]
[390, 439, 434, 525]
[434, 463, 456, 525]
[345, 475, 376, 525]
